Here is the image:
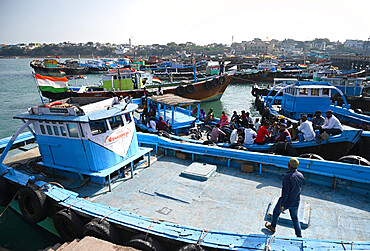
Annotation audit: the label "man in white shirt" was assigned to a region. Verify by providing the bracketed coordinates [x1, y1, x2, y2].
[254, 118, 261, 131]
[230, 128, 243, 145]
[147, 117, 157, 130]
[244, 124, 257, 145]
[318, 110, 343, 135]
[297, 114, 315, 141]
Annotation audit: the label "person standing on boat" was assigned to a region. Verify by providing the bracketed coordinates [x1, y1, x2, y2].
[318, 110, 343, 135]
[312, 110, 325, 130]
[219, 61, 225, 75]
[255, 121, 271, 145]
[298, 115, 315, 141]
[211, 124, 226, 143]
[265, 157, 304, 237]
[244, 124, 257, 145]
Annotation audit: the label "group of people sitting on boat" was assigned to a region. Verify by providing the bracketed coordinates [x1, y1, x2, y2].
[205, 109, 344, 146]
[142, 103, 171, 132]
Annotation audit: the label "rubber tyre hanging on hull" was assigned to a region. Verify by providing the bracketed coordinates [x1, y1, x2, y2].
[185, 84, 195, 94]
[18, 184, 48, 224]
[127, 234, 166, 251]
[177, 244, 208, 251]
[251, 87, 258, 97]
[268, 142, 298, 157]
[299, 153, 324, 160]
[83, 218, 120, 244]
[219, 76, 226, 85]
[53, 208, 84, 241]
[212, 78, 219, 87]
[204, 81, 213, 90]
[0, 176, 11, 206]
[176, 86, 186, 96]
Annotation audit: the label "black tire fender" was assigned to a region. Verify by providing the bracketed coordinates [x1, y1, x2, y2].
[83, 218, 120, 243]
[0, 176, 11, 206]
[185, 84, 195, 94]
[176, 85, 186, 96]
[268, 142, 298, 157]
[53, 208, 84, 241]
[212, 78, 219, 87]
[127, 234, 165, 251]
[219, 76, 226, 85]
[177, 244, 208, 251]
[251, 88, 258, 97]
[18, 184, 48, 224]
[204, 81, 213, 90]
[299, 153, 324, 160]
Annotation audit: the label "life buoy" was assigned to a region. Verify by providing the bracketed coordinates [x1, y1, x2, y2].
[127, 234, 165, 251]
[18, 184, 48, 224]
[212, 78, 219, 87]
[219, 76, 226, 85]
[83, 218, 120, 243]
[178, 244, 208, 251]
[45, 101, 63, 108]
[185, 84, 195, 94]
[0, 176, 11, 206]
[53, 208, 84, 241]
[204, 81, 213, 90]
[176, 85, 186, 96]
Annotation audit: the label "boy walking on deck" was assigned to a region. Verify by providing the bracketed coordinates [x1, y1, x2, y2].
[265, 157, 304, 237]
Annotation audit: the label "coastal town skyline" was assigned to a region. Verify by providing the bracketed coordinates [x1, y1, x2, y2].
[1, 0, 369, 45]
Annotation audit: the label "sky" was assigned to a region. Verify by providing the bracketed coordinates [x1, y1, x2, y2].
[0, 0, 369, 45]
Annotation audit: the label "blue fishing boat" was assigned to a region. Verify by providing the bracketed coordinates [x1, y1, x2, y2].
[258, 80, 370, 130]
[1, 97, 370, 250]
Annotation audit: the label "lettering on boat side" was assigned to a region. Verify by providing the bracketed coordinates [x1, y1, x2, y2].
[49, 108, 68, 113]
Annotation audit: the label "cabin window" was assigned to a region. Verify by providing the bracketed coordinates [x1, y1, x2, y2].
[340, 80, 346, 86]
[322, 88, 329, 96]
[299, 88, 308, 95]
[60, 126, 67, 136]
[40, 124, 46, 134]
[89, 119, 107, 135]
[311, 89, 320, 96]
[333, 80, 341, 86]
[67, 124, 79, 138]
[347, 80, 355, 86]
[108, 115, 124, 130]
[125, 113, 132, 123]
[53, 126, 60, 136]
[46, 125, 53, 135]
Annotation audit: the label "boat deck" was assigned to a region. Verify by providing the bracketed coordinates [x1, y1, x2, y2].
[4, 147, 369, 242]
[83, 155, 369, 242]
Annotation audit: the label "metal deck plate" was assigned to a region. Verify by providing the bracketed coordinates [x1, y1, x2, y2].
[180, 162, 217, 181]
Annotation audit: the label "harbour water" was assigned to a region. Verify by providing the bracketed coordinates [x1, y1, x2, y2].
[0, 58, 259, 250]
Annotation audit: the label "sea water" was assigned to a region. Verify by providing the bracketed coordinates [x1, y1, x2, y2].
[0, 58, 258, 250]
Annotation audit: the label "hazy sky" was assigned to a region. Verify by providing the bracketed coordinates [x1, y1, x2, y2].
[0, 0, 369, 45]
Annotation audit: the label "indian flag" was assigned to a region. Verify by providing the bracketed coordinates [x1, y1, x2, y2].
[299, 64, 307, 69]
[152, 77, 162, 85]
[35, 73, 69, 93]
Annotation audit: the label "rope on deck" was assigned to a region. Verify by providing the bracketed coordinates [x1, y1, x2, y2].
[0, 190, 19, 218]
[263, 235, 275, 251]
[197, 229, 209, 246]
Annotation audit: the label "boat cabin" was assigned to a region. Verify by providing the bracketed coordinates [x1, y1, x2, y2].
[12, 97, 151, 184]
[258, 60, 278, 72]
[277, 81, 336, 120]
[101, 69, 144, 91]
[321, 77, 365, 97]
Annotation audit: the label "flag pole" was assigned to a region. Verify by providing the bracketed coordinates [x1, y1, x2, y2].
[33, 72, 45, 105]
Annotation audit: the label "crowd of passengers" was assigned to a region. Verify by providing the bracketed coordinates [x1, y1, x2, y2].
[206, 109, 344, 145]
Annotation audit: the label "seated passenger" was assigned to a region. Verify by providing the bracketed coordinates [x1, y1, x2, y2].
[156, 116, 169, 132]
[204, 108, 215, 124]
[211, 124, 226, 143]
[244, 124, 257, 145]
[275, 123, 291, 142]
[147, 117, 157, 130]
[191, 106, 198, 117]
[230, 128, 243, 146]
[312, 110, 325, 129]
[254, 118, 261, 131]
[255, 122, 271, 145]
[298, 114, 315, 141]
[230, 111, 240, 127]
[318, 110, 343, 135]
[199, 108, 206, 121]
[218, 111, 229, 127]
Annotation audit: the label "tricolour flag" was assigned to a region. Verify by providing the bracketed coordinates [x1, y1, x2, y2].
[35, 73, 69, 93]
[152, 77, 162, 85]
[299, 64, 307, 69]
